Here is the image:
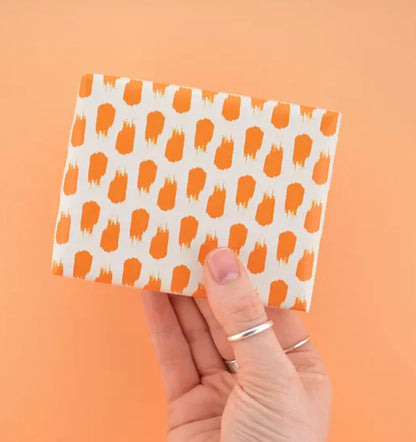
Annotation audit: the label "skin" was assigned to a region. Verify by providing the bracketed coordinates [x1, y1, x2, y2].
[141, 247, 332, 442]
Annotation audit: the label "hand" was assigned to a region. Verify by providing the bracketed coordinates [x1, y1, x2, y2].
[141, 247, 332, 442]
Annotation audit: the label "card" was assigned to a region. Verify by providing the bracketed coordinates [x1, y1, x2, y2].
[51, 73, 342, 311]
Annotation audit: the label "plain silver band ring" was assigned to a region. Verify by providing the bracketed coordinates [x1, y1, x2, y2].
[224, 336, 311, 373]
[224, 359, 239, 373]
[283, 336, 310, 353]
[226, 320, 274, 342]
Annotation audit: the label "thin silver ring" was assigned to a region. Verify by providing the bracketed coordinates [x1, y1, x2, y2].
[224, 359, 239, 373]
[283, 336, 310, 353]
[224, 336, 310, 373]
[226, 320, 274, 343]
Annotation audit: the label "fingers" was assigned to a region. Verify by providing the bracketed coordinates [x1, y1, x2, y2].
[266, 308, 329, 375]
[168, 294, 226, 375]
[195, 298, 313, 362]
[140, 289, 199, 402]
[196, 263, 324, 376]
[203, 247, 299, 390]
[266, 307, 312, 354]
[193, 297, 235, 361]
[197, 262, 330, 399]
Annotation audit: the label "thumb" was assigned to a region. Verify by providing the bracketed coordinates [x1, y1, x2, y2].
[203, 247, 298, 388]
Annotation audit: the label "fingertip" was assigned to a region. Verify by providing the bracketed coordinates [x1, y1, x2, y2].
[204, 247, 241, 285]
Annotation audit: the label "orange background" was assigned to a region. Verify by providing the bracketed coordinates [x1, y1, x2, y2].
[1, 1, 415, 441]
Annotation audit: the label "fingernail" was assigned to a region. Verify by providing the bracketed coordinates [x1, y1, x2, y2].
[207, 248, 240, 284]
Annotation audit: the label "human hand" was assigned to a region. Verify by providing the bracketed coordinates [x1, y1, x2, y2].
[141, 247, 332, 441]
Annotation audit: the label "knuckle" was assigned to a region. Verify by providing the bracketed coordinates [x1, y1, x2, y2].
[226, 290, 266, 326]
[291, 349, 330, 378]
[184, 326, 209, 345]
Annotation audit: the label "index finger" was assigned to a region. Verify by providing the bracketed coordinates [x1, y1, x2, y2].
[140, 289, 200, 402]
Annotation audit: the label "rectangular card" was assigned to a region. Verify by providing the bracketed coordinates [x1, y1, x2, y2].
[51, 73, 342, 311]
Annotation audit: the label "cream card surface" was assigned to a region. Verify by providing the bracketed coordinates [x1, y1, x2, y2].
[51, 73, 342, 311]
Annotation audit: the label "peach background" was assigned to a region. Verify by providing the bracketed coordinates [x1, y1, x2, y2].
[1, 1, 415, 441]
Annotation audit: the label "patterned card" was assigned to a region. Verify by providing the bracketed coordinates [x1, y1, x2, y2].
[51, 73, 342, 311]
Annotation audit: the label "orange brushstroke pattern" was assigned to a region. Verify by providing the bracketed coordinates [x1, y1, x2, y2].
[173, 87, 192, 113]
[320, 111, 339, 136]
[222, 95, 241, 121]
[96, 103, 115, 136]
[63, 163, 78, 195]
[251, 97, 266, 110]
[290, 297, 307, 311]
[100, 220, 120, 252]
[247, 242, 267, 274]
[271, 103, 290, 128]
[300, 105, 314, 118]
[236, 175, 256, 208]
[143, 275, 161, 291]
[192, 282, 207, 298]
[268, 280, 288, 307]
[194, 118, 214, 151]
[263, 144, 283, 177]
[214, 137, 234, 169]
[116, 122, 135, 154]
[153, 82, 167, 95]
[130, 209, 150, 241]
[71, 115, 86, 147]
[187, 167, 206, 200]
[103, 75, 118, 87]
[198, 234, 218, 265]
[165, 129, 184, 162]
[171, 265, 191, 293]
[145, 111, 165, 143]
[293, 134, 312, 166]
[285, 183, 305, 215]
[255, 193, 275, 226]
[56, 213, 71, 244]
[179, 216, 199, 248]
[296, 250, 314, 281]
[88, 152, 108, 185]
[80, 201, 100, 234]
[202, 90, 216, 102]
[228, 223, 248, 254]
[95, 268, 112, 284]
[304, 202, 322, 233]
[122, 258, 142, 286]
[149, 226, 169, 259]
[313, 152, 331, 184]
[277, 231, 297, 263]
[79, 74, 92, 98]
[206, 185, 226, 218]
[73, 250, 92, 278]
[138, 159, 157, 193]
[51, 261, 63, 276]
[157, 178, 177, 211]
[244, 126, 263, 159]
[123, 80, 143, 105]
[108, 171, 127, 203]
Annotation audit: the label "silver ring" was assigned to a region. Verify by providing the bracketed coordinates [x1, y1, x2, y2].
[224, 336, 310, 373]
[224, 359, 239, 373]
[226, 320, 274, 342]
[283, 336, 310, 353]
